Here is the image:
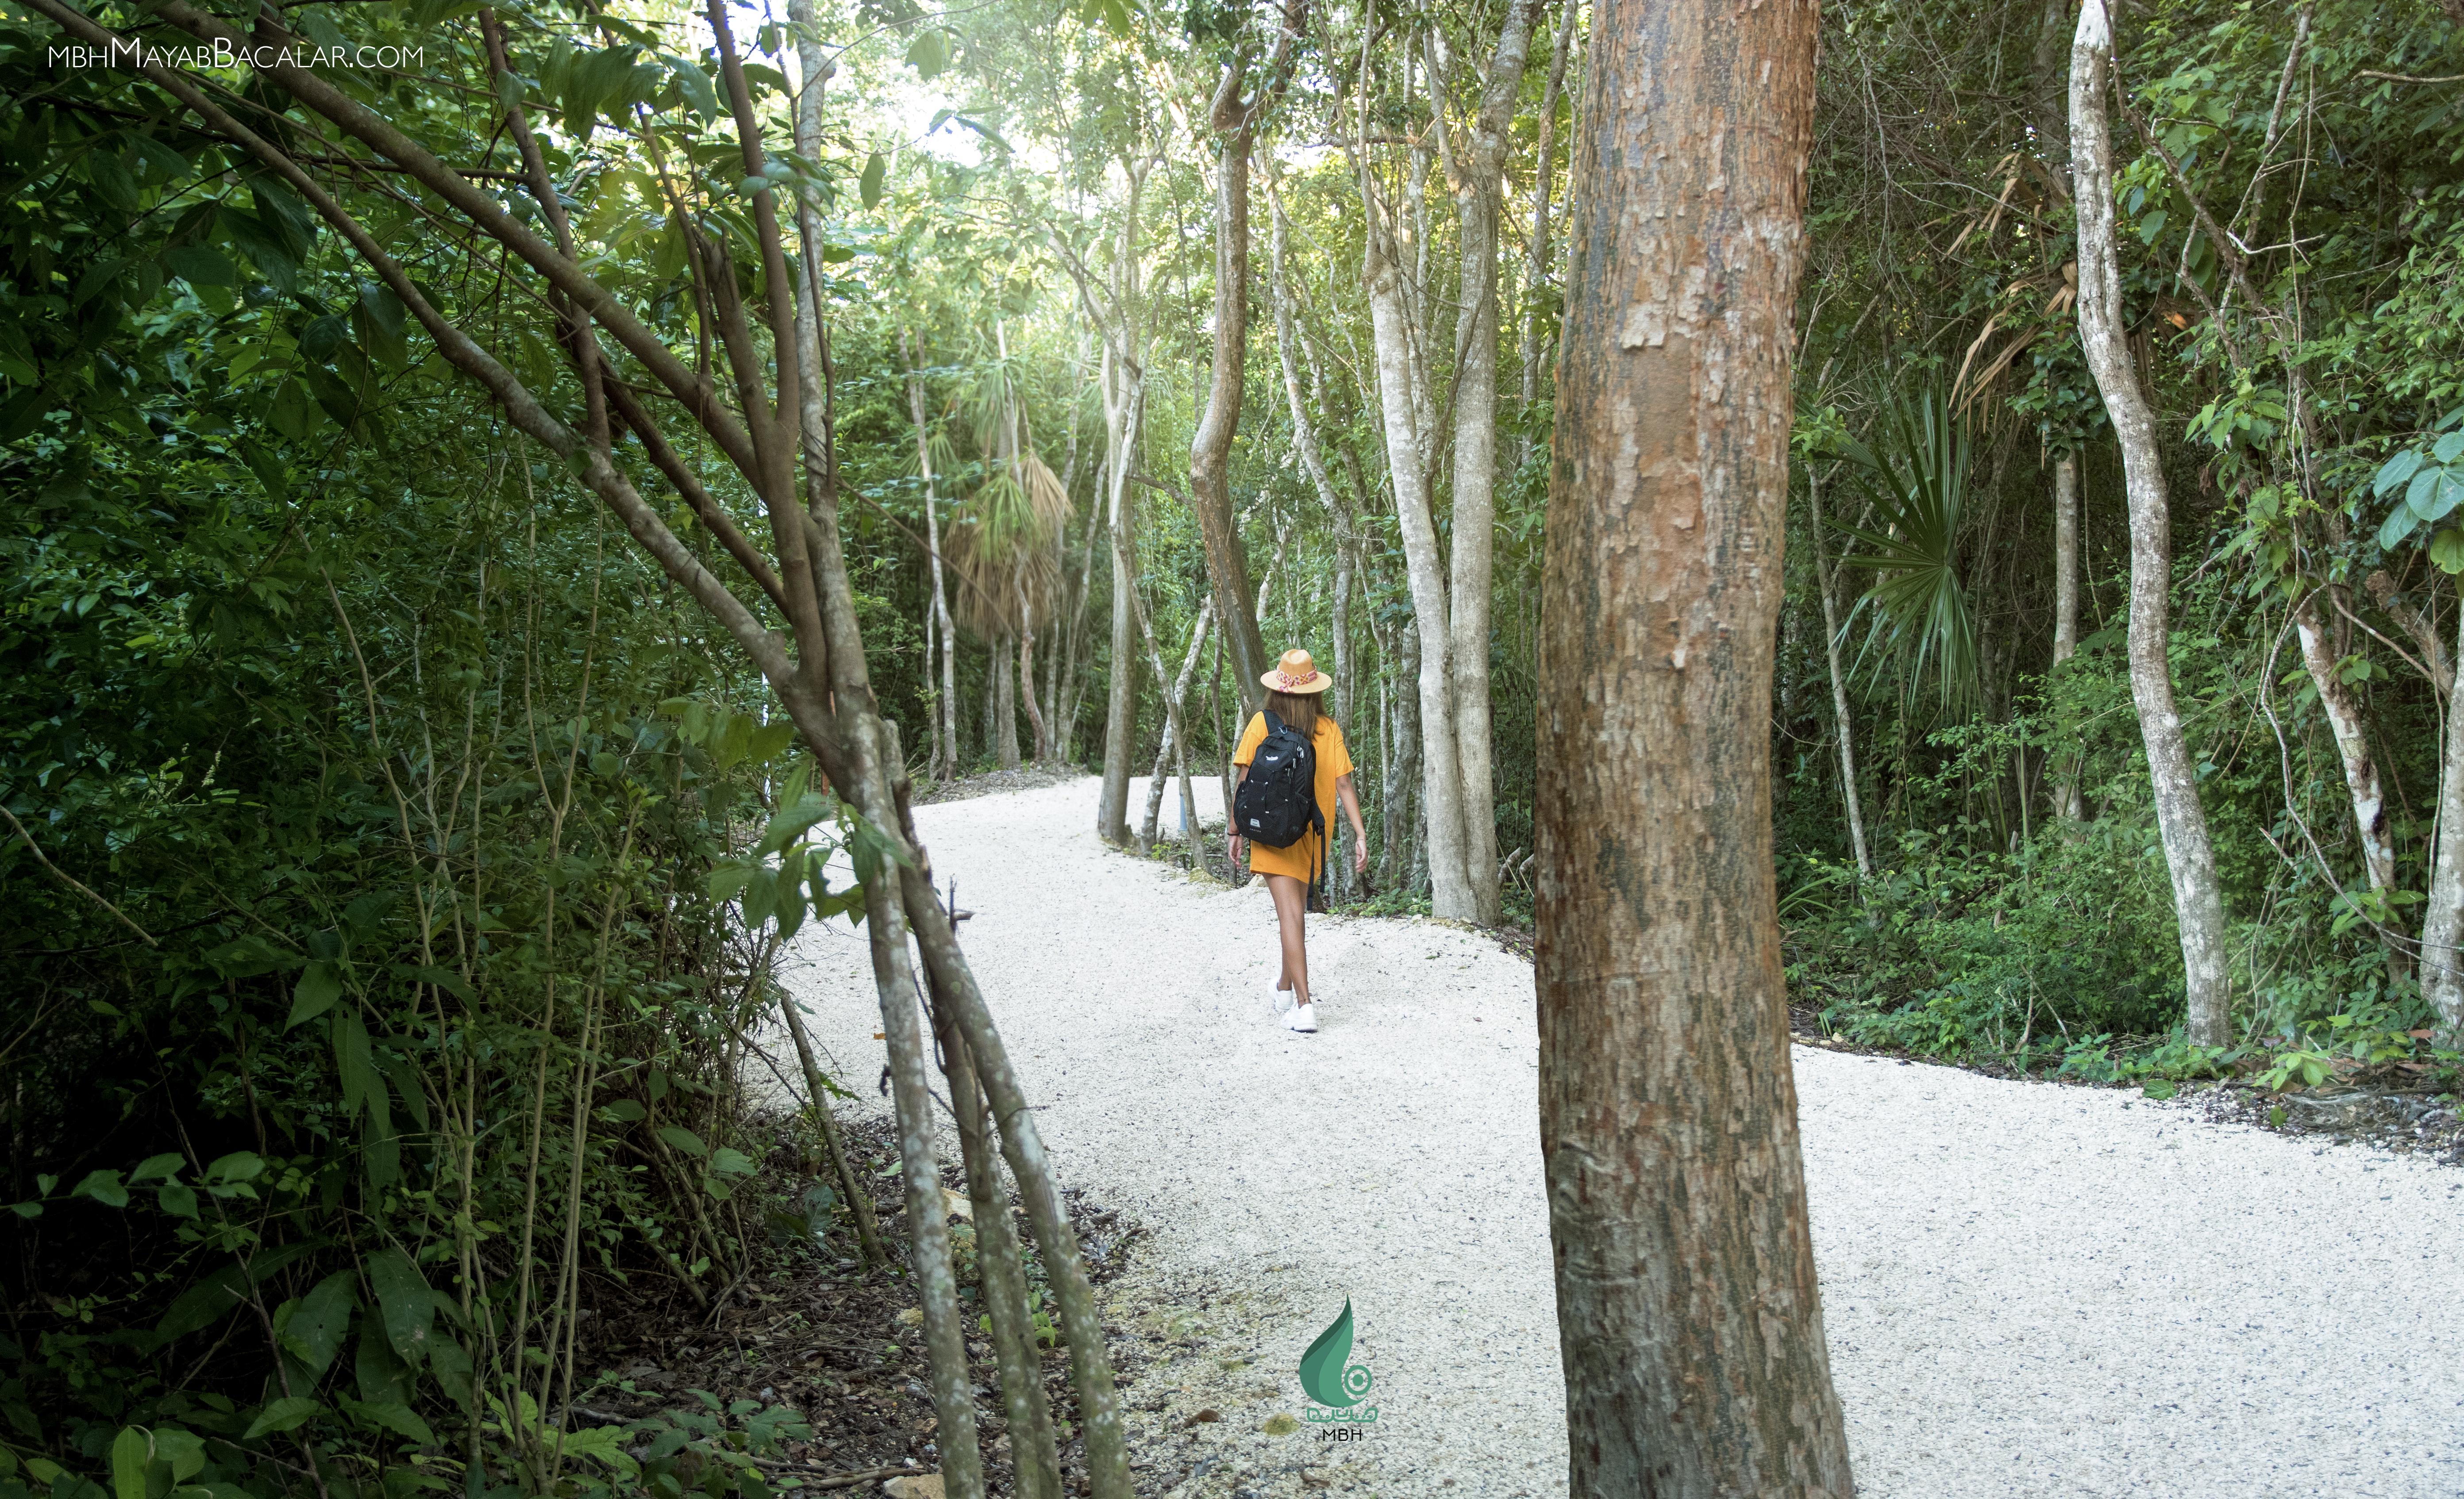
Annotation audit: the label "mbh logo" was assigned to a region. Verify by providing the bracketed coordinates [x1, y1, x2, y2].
[1298, 1299, 1378, 1425]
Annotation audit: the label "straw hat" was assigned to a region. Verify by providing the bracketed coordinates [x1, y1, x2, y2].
[1261, 648, 1333, 695]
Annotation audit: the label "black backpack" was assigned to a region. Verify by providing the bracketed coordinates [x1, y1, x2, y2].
[1233, 710, 1323, 855]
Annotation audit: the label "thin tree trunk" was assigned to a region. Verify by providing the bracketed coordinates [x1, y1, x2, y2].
[1018, 592, 1050, 765]
[1517, 0, 1578, 463]
[775, 994, 886, 1268]
[2051, 451, 2084, 819]
[1189, 32, 1296, 708]
[1382, 619, 1423, 895]
[1806, 466, 1872, 876]
[1140, 599, 1215, 846]
[905, 331, 959, 781]
[994, 634, 1020, 771]
[934, 1016, 1063, 1499]
[1537, 0, 1853, 1490]
[2072, 0, 2233, 1048]
[1446, 0, 1545, 927]
[2418, 601, 2464, 1035]
[2294, 590, 2408, 979]
[1090, 161, 1153, 845]
[1361, 152, 1477, 921]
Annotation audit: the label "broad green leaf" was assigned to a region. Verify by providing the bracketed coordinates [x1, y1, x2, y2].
[905, 28, 947, 79]
[657, 1126, 709, 1158]
[205, 1151, 265, 1184]
[708, 1147, 758, 1178]
[560, 1426, 639, 1478]
[151, 1430, 204, 1482]
[289, 961, 344, 1028]
[747, 719, 798, 764]
[364, 1247, 436, 1362]
[2431, 528, 2464, 575]
[860, 151, 886, 209]
[2435, 431, 2464, 464]
[2378, 504, 2419, 552]
[73, 1169, 129, 1208]
[157, 1181, 199, 1219]
[109, 1426, 150, 1499]
[130, 1153, 185, 1183]
[343, 1398, 434, 1445]
[242, 1397, 321, 1439]
[2372, 449, 2423, 498]
[707, 863, 755, 900]
[601, 1098, 647, 1122]
[334, 1012, 377, 1118]
[281, 1272, 356, 1378]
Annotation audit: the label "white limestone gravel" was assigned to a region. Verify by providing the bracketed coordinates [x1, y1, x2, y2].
[783, 775, 2464, 1498]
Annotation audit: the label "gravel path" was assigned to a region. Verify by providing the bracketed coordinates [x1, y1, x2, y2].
[784, 776, 2464, 1498]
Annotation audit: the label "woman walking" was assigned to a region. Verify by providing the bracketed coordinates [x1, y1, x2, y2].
[1229, 649, 1369, 1033]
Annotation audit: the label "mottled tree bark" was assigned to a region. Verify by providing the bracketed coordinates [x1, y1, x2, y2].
[2295, 591, 2407, 979]
[2051, 452, 2084, 819]
[2071, 0, 2234, 1046]
[1536, 0, 1855, 1492]
[2419, 602, 2464, 1034]
[903, 333, 959, 782]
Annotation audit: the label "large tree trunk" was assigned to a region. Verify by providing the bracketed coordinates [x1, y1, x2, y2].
[2071, 0, 2234, 1048]
[2051, 451, 2084, 818]
[1444, 0, 1545, 928]
[1806, 465, 1873, 876]
[1535, 0, 1855, 1491]
[1361, 159, 1478, 921]
[2293, 590, 2408, 979]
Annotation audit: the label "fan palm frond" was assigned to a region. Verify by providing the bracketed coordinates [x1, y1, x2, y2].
[1831, 385, 1981, 715]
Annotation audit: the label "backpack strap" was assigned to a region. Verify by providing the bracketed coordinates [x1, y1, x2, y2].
[1262, 708, 1287, 740]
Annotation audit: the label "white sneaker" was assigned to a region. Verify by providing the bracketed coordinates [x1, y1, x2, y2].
[1284, 1004, 1318, 1033]
[1270, 978, 1295, 1016]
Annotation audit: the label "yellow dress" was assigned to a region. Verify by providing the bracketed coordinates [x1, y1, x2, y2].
[1231, 713, 1353, 881]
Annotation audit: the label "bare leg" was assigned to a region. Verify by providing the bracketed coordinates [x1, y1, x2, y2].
[1266, 873, 1310, 1007]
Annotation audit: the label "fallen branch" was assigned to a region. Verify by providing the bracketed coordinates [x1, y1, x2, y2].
[0, 804, 156, 946]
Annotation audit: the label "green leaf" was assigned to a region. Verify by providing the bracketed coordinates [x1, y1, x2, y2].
[130, 1153, 185, 1183]
[205, 1152, 264, 1184]
[707, 863, 755, 900]
[152, 1429, 204, 1482]
[281, 1273, 356, 1378]
[157, 1181, 199, 1220]
[2141, 1080, 2178, 1100]
[109, 1426, 150, 1499]
[364, 1247, 436, 1363]
[560, 1426, 639, 1479]
[905, 28, 947, 79]
[343, 1398, 434, 1446]
[163, 243, 234, 288]
[2378, 503, 2419, 552]
[601, 1098, 647, 1122]
[72, 1169, 130, 1208]
[2435, 431, 2464, 465]
[242, 1397, 321, 1440]
[289, 961, 344, 1028]
[669, 56, 721, 121]
[656, 1126, 709, 1158]
[334, 1012, 378, 1118]
[155, 1265, 251, 1342]
[708, 1147, 758, 1178]
[748, 719, 799, 764]
[2431, 527, 2464, 575]
[859, 151, 886, 209]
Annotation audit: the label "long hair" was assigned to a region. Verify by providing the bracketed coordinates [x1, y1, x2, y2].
[1264, 689, 1327, 741]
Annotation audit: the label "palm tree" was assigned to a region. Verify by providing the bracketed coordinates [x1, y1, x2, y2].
[1830, 385, 1983, 717]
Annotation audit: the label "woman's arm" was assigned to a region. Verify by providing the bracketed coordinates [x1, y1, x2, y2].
[1227, 765, 1250, 868]
[1336, 773, 1368, 874]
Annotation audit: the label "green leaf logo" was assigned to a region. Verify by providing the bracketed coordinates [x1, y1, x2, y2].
[1297, 1299, 1374, 1407]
